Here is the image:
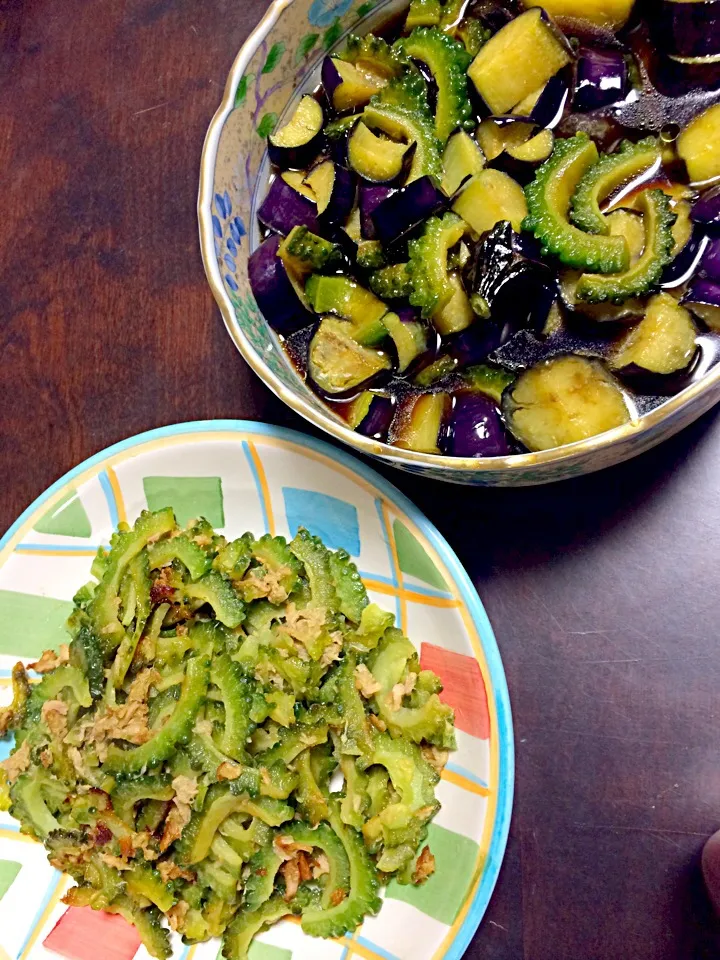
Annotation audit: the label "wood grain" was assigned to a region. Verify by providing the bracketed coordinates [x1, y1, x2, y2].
[2, 1, 720, 957]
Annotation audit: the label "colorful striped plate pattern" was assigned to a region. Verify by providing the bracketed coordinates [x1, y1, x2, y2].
[0, 421, 513, 960]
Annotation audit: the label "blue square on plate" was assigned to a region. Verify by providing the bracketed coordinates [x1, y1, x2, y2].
[282, 488, 360, 556]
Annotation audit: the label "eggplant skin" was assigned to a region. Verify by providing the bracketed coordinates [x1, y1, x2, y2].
[258, 176, 319, 237]
[656, 0, 720, 59]
[502, 355, 631, 452]
[448, 392, 511, 458]
[248, 235, 309, 334]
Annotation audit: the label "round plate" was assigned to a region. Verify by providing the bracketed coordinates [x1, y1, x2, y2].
[0, 421, 513, 960]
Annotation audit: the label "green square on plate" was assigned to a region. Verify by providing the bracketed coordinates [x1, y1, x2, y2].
[143, 477, 225, 528]
[216, 943, 291, 960]
[0, 860, 22, 901]
[385, 823, 479, 925]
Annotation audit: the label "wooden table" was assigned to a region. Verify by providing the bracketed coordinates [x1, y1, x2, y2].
[2, 2, 720, 957]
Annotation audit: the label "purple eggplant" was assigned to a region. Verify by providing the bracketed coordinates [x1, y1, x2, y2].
[467, 221, 557, 336]
[573, 47, 628, 113]
[326, 118, 359, 168]
[447, 323, 506, 366]
[322, 57, 344, 109]
[682, 277, 720, 330]
[685, 276, 720, 309]
[661, 228, 709, 288]
[699, 235, 720, 282]
[465, 0, 514, 34]
[258, 176, 319, 236]
[530, 69, 571, 129]
[692, 186, 720, 232]
[267, 95, 325, 171]
[248, 235, 311, 334]
[447, 393, 511, 458]
[370, 177, 447, 246]
[309, 161, 356, 225]
[359, 184, 394, 240]
[656, 0, 720, 59]
[357, 395, 395, 440]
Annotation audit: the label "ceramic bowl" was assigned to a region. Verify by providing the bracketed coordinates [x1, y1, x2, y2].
[198, 0, 720, 486]
[0, 420, 513, 960]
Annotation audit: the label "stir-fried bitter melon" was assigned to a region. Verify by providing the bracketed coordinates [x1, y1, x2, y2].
[0, 510, 455, 960]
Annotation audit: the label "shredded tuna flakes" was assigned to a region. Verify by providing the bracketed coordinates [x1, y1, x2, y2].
[194, 718, 214, 737]
[167, 901, 190, 932]
[157, 860, 194, 883]
[422, 744, 449, 774]
[1, 739, 31, 783]
[312, 852, 330, 879]
[133, 830, 160, 861]
[354, 663, 382, 698]
[273, 835, 314, 862]
[29, 644, 70, 673]
[40, 748, 53, 768]
[217, 761, 242, 781]
[412, 846, 436, 885]
[128, 668, 161, 703]
[100, 853, 132, 872]
[330, 888, 347, 906]
[368, 714, 387, 732]
[297, 851, 312, 883]
[320, 633, 343, 667]
[281, 858, 300, 901]
[91, 701, 151, 760]
[42, 700, 69, 740]
[160, 776, 199, 852]
[279, 602, 326, 651]
[242, 566, 291, 605]
[389, 672, 417, 711]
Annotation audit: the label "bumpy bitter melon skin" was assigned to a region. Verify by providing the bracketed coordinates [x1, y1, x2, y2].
[281, 226, 344, 272]
[375, 69, 431, 115]
[104, 655, 210, 776]
[297, 799, 382, 938]
[341, 33, 407, 78]
[396, 27, 474, 142]
[369, 263, 413, 300]
[113, 774, 175, 826]
[408, 212, 467, 318]
[328, 549, 369, 623]
[211, 654, 256, 761]
[223, 896, 297, 960]
[575, 189, 677, 303]
[242, 841, 284, 913]
[570, 137, 661, 236]
[147, 535, 211, 581]
[362, 102, 443, 182]
[523, 134, 630, 274]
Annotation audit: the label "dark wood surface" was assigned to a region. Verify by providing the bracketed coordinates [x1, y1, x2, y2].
[2, 1, 720, 957]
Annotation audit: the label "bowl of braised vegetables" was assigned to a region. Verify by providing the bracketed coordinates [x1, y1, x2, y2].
[199, 0, 720, 484]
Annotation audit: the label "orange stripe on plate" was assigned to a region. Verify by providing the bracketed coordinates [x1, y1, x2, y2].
[362, 577, 459, 609]
[106, 465, 127, 526]
[441, 768, 490, 797]
[247, 441, 276, 536]
[380, 502, 407, 635]
[0, 827, 36, 844]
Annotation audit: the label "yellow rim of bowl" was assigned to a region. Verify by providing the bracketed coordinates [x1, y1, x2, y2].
[197, 1, 720, 476]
